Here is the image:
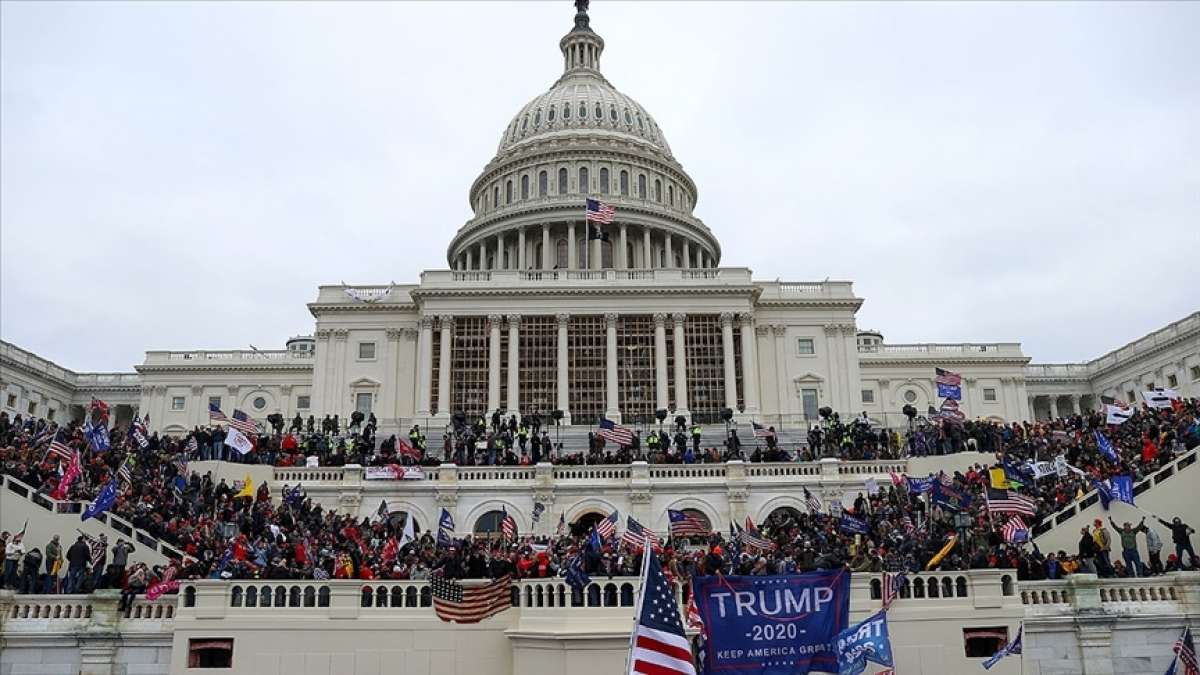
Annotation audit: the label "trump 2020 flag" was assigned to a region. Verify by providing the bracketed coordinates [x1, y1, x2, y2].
[835, 610, 893, 675]
[1094, 430, 1119, 463]
[1111, 475, 1135, 506]
[82, 478, 119, 521]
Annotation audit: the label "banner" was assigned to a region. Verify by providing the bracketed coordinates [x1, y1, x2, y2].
[839, 516, 870, 535]
[364, 465, 426, 481]
[1111, 475, 1135, 505]
[907, 476, 935, 494]
[989, 468, 1008, 490]
[224, 427, 254, 455]
[936, 382, 961, 400]
[146, 579, 181, 601]
[1027, 461, 1055, 479]
[693, 571, 851, 674]
[1141, 389, 1179, 409]
[835, 610, 893, 675]
[931, 482, 972, 511]
[1054, 455, 1069, 478]
[1104, 404, 1132, 425]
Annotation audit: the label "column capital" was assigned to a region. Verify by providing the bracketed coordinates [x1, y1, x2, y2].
[840, 324, 857, 336]
[878, 378, 890, 387]
[604, 313, 619, 328]
[719, 312, 736, 327]
[436, 314, 455, 329]
[487, 314, 503, 328]
[772, 324, 788, 337]
[671, 312, 687, 325]
[823, 324, 841, 337]
[556, 313, 571, 327]
[385, 328, 404, 341]
[191, 385, 203, 395]
[333, 329, 349, 341]
[506, 314, 522, 327]
[737, 312, 755, 325]
[653, 312, 669, 327]
[755, 324, 770, 337]
[315, 329, 332, 340]
[419, 316, 435, 329]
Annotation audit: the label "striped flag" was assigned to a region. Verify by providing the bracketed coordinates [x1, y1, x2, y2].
[500, 509, 517, 541]
[596, 511, 619, 541]
[985, 488, 1037, 517]
[1001, 515, 1029, 544]
[667, 509, 709, 538]
[598, 417, 634, 446]
[882, 571, 908, 609]
[1174, 625, 1198, 675]
[935, 367, 962, 387]
[229, 410, 257, 436]
[556, 512, 567, 537]
[739, 517, 777, 552]
[751, 422, 775, 439]
[117, 457, 134, 487]
[629, 552, 696, 675]
[208, 403, 229, 423]
[804, 487, 823, 514]
[622, 516, 662, 553]
[585, 198, 616, 224]
[431, 575, 513, 624]
[186, 436, 199, 456]
[47, 432, 73, 463]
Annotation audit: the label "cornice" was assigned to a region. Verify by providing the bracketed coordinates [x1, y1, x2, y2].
[859, 356, 1032, 368]
[409, 285, 758, 300]
[0, 356, 78, 390]
[135, 363, 314, 374]
[755, 299, 865, 311]
[307, 302, 418, 318]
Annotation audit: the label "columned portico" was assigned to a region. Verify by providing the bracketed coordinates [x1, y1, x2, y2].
[671, 313, 689, 416]
[720, 313, 737, 411]
[487, 315, 502, 413]
[416, 317, 434, 416]
[653, 313, 669, 413]
[556, 314, 571, 424]
[506, 315, 520, 415]
[605, 313, 620, 421]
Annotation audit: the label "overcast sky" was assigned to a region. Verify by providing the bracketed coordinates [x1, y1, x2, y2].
[2, 1, 1197, 373]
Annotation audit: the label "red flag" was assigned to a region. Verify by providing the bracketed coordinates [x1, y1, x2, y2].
[50, 451, 81, 500]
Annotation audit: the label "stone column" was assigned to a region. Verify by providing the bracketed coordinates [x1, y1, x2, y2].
[437, 317, 453, 417]
[416, 317, 434, 416]
[654, 313, 669, 413]
[385, 328, 402, 422]
[738, 314, 760, 415]
[487, 315, 502, 414]
[1050, 396, 1060, 420]
[497, 232, 507, 270]
[507, 315, 520, 415]
[664, 232, 673, 268]
[700, 250, 707, 269]
[591, 234, 602, 270]
[720, 313, 738, 411]
[682, 240, 691, 269]
[672, 313, 689, 416]
[605, 313, 620, 421]
[642, 227, 652, 268]
[619, 224, 629, 269]
[556, 314, 571, 423]
[517, 227, 526, 271]
[542, 224, 551, 270]
[1069, 394, 1080, 416]
[477, 240, 486, 270]
[466, 248, 475, 271]
[1028, 396, 1037, 421]
[568, 223, 578, 269]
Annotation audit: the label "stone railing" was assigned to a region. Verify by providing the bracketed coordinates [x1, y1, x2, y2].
[1024, 363, 1094, 380]
[0, 589, 177, 635]
[858, 342, 1024, 357]
[1018, 572, 1200, 618]
[427, 268, 754, 287]
[1032, 447, 1197, 539]
[142, 349, 314, 365]
[2, 474, 191, 562]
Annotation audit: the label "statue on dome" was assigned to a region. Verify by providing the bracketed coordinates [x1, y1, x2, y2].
[574, 0, 589, 14]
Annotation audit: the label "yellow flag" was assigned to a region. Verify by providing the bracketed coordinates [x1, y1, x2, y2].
[926, 534, 958, 570]
[989, 468, 1008, 490]
[235, 474, 254, 499]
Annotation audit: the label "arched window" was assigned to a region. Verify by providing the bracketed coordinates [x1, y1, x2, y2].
[579, 167, 589, 194]
[548, 106, 556, 123]
[493, 186, 499, 209]
[599, 168, 609, 195]
[473, 510, 510, 540]
[556, 238, 568, 268]
[668, 185, 674, 206]
[563, 104, 570, 120]
[535, 242, 543, 269]
[538, 171, 548, 197]
[620, 171, 629, 196]
[521, 175, 530, 200]
[609, 105, 618, 122]
[626, 243, 635, 268]
[558, 168, 568, 195]
[595, 102, 603, 120]
[579, 102, 587, 119]
[534, 109, 542, 126]
[505, 180, 513, 204]
[654, 179, 662, 202]
[637, 174, 646, 199]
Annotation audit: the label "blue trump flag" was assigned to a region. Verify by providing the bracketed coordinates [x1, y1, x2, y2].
[839, 515, 870, 535]
[565, 555, 590, 592]
[588, 528, 602, 553]
[1111, 475, 1135, 506]
[82, 478, 119, 521]
[1094, 430, 1119, 463]
[693, 570, 850, 674]
[932, 482, 972, 511]
[437, 508, 455, 547]
[835, 610, 893, 675]
[1094, 479, 1114, 510]
[83, 417, 110, 453]
[907, 476, 936, 494]
[936, 382, 962, 400]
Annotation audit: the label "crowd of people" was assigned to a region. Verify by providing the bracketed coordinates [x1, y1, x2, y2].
[1, 396, 1197, 604]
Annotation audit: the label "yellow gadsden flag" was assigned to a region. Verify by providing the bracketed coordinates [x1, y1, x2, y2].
[235, 474, 254, 500]
[989, 468, 1009, 490]
[926, 534, 959, 570]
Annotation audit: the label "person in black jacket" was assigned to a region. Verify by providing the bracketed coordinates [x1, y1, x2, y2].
[65, 536, 90, 594]
[1077, 527, 1098, 574]
[1157, 516, 1197, 569]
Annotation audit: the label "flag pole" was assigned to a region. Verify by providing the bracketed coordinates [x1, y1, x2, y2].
[625, 535, 654, 675]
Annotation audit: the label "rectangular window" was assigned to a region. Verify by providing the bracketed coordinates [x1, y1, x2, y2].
[5, 394, 15, 408]
[172, 396, 186, 410]
[188, 638, 233, 668]
[47, 409, 56, 421]
[297, 395, 310, 410]
[796, 338, 815, 355]
[963, 627, 1008, 659]
[27, 401, 36, 415]
[861, 389, 875, 404]
[1127, 391, 1136, 403]
[983, 388, 997, 402]
[801, 389, 819, 420]
[1167, 374, 1178, 388]
[208, 396, 222, 410]
[355, 393, 373, 414]
[1192, 365, 1200, 381]
[358, 342, 376, 360]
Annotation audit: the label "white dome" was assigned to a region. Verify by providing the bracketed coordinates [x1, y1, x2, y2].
[497, 75, 673, 158]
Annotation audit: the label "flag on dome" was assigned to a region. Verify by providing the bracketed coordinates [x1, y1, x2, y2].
[598, 417, 634, 446]
[628, 552, 696, 675]
[585, 198, 615, 224]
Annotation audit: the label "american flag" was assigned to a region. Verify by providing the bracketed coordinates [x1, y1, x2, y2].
[229, 410, 257, 436]
[208, 403, 228, 423]
[557, 512, 567, 536]
[739, 517, 777, 552]
[751, 422, 775, 439]
[1001, 515, 1029, 544]
[622, 516, 662, 553]
[117, 457, 134, 487]
[185, 436, 198, 456]
[882, 571, 908, 609]
[684, 593, 704, 632]
[804, 487, 823, 514]
[431, 575, 513, 624]
[985, 488, 1037, 517]
[47, 432, 73, 463]
[598, 417, 634, 446]
[667, 509, 709, 538]
[596, 511, 619, 541]
[585, 198, 615, 224]
[935, 367, 962, 387]
[1174, 625, 1198, 675]
[629, 552, 695, 675]
[500, 510, 517, 541]
[889, 471, 907, 488]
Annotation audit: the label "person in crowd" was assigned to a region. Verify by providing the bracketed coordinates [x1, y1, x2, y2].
[20, 546, 43, 594]
[65, 536, 90, 594]
[44, 534, 62, 593]
[4, 532, 24, 589]
[119, 563, 148, 612]
[1145, 522, 1165, 575]
[1092, 520, 1113, 577]
[1157, 516, 1198, 568]
[1109, 517, 1148, 577]
[110, 538, 134, 588]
